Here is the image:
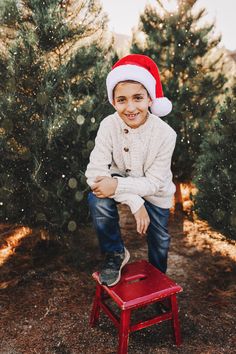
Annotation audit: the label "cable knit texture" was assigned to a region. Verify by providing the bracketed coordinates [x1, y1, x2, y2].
[85, 112, 177, 214]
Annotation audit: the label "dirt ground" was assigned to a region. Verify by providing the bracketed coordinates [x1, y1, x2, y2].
[0, 206, 236, 354]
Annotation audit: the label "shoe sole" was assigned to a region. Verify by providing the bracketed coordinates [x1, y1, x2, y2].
[102, 248, 130, 287]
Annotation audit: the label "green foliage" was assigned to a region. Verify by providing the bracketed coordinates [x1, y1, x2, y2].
[131, 0, 227, 182]
[0, 0, 19, 25]
[193, 84, 236, 239]
[0, 0, 114, 235]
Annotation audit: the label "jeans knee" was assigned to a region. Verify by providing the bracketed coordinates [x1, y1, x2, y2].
[158, 231, 171, 247]
[87, 191, 111, 206]
[87, 191, 97, 205]
[87, 192, 117, 218]
[147, 226, 170, 248]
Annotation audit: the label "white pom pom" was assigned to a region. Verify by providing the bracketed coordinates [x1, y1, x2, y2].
[150, 97, 172, 117]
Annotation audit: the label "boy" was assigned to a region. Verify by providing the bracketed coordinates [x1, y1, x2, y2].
[85, 54, 176, 287]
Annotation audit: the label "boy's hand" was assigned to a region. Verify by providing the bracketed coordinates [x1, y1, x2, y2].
[134, 205, 150, 236]
[92, 176, 118, 198]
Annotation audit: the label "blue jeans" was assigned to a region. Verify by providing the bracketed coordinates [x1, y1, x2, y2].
[87, 192, 171, 273]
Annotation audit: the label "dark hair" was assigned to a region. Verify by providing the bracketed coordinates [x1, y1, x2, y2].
[113, 80, 150, 100]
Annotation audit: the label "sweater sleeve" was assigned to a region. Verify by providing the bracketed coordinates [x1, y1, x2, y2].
[112, 193, 144, 214]
[113, 131, 177, 197]
[85, 120, 113, 187]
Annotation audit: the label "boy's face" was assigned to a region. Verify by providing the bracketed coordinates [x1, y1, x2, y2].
[112, 82, 152, 129]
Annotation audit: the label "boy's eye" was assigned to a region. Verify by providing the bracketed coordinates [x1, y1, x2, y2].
[116, 95, 144, 103]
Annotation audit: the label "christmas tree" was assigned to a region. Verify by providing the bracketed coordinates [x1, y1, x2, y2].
[131, 0, 227, 207]
[193, 82, 236, 239]
[0, 0, 114, 235]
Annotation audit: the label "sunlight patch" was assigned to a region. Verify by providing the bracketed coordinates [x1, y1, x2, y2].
[0, 226, 32, 267]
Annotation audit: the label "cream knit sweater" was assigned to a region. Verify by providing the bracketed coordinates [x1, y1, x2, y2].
[85, 112, 177, 214]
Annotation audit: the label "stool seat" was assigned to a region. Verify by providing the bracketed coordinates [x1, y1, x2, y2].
[92, 260, 182, 310]
[90, 260, 183, 354]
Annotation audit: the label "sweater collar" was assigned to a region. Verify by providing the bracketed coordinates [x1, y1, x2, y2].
[114, 111, 153, 134]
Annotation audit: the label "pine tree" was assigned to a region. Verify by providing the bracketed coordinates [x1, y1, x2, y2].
[0, 0, 114, 235]
[193, 83, 236, 239]
[131, 0, 227, 207]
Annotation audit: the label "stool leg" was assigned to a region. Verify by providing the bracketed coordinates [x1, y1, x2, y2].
[170, 294, 182, 346]
[118, 309, 131, 354]
[90, 284, 102, 327]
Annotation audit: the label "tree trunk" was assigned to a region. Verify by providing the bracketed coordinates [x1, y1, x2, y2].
[174, 180, 183, 212]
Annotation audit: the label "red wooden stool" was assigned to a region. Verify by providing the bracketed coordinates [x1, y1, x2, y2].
[90, 260, 183, 354]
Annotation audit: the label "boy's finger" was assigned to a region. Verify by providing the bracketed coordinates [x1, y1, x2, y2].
[140, 220, 147, 236]
[141, 220, 145, 235]
[144, 219, 149, 234]
[140, 220, 144, 234]
[96, 193, 103, 198]
[142, 222, 146, 235]
[136, 219, 141, 234]
[95, 176, 106, 182]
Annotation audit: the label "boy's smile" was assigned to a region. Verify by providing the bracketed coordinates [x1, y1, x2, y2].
[112, 82, 152, 129]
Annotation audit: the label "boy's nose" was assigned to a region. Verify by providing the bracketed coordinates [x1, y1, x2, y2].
[126, 101, 136, 112]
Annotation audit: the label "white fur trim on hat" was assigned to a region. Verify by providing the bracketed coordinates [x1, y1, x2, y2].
[106, 64, 156, 103]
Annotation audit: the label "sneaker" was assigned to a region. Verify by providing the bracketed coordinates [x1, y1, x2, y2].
[99, 247, 130, 287]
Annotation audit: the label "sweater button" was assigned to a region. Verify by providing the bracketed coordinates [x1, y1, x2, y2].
[124, 147, 129, 152]
[126, 169, 131, 173]
[124, 129, 129, 134]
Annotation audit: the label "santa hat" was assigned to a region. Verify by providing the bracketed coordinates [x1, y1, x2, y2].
[106, 54, 172, 117]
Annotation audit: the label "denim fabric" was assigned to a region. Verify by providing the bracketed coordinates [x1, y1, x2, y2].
[144, 200, 170, 273]
[87, 192, 170, 273]
[87, 192, 125, 254]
